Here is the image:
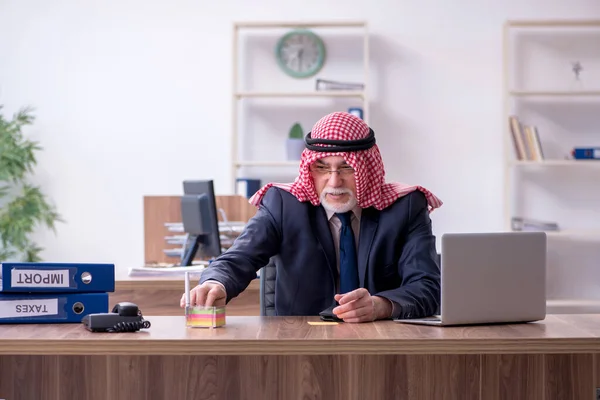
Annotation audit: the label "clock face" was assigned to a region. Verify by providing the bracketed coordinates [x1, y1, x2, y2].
[275, 29, 326, 78]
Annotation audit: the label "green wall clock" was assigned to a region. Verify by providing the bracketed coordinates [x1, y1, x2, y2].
[275, 29, 326, 79]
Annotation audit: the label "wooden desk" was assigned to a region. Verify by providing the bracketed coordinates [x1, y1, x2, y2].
[1, 314, 600, 399]
[111, 275, 260, 316]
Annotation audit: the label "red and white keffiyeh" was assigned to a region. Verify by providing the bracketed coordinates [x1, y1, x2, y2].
[249, 112, 442, 212]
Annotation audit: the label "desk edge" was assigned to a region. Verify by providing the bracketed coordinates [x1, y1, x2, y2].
[2, 338, 600, 356]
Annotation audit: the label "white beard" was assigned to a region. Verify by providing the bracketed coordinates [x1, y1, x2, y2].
[320, 188, 357, 214]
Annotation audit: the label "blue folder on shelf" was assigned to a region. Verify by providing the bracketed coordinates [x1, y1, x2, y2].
[0, 262, 115, 293]
[0, 292, 109, 324]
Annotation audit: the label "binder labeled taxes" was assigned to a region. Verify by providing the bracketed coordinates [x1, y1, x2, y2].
[0, 262, 115, 293]
[0, 292, 109, 324]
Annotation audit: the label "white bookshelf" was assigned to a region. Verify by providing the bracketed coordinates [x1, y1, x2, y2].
[503, 19, 600, 313]
[503, 19, 600, 235]
[231, 21, 369, 192]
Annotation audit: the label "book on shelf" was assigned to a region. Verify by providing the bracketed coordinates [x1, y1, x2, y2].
[572, 147, 600, 160]
[509, 116, 545, 161]
[510, 116, 600, 162]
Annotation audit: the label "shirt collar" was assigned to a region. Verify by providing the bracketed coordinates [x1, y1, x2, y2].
[325, 206, 362, 222]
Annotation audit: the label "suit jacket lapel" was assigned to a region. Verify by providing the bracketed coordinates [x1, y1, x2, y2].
[358, 207, 379, 287]
[312, 206, 338, 284]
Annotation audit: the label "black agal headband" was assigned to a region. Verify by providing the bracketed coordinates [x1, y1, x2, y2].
[304, 128, 376, 152]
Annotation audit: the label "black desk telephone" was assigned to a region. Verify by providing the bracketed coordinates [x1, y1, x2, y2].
[82, 302, 151, 332]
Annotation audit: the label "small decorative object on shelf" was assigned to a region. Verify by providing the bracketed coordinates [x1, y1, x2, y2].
[571, 61, 584, 89]
[571, 61, 583, 79]
[348, 107, 363, 120]
[286, 122, 305, 161]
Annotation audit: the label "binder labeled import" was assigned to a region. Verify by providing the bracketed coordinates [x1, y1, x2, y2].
[0, 292, 109, 324]
[0, 262, 115, 293]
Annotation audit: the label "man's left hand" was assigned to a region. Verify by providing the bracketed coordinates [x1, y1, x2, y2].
[333, 288, 392, 323]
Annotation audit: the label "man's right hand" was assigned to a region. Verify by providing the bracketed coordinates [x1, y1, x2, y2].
[179, 281, 227, 308]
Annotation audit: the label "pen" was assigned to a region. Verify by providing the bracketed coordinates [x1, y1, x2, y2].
[185, 271, 190, 308]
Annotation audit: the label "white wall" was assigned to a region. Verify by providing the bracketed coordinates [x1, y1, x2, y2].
[0, 0, 599, 280]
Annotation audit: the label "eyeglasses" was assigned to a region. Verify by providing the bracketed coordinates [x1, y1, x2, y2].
[310, 165, 355, 177]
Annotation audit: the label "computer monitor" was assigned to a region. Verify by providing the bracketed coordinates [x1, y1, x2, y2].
[180, 180, 222, 266]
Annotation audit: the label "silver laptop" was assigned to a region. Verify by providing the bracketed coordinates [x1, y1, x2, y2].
[395, 231, 547, 326]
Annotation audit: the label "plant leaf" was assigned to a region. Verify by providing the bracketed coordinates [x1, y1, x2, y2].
[0, 105, 62, 261]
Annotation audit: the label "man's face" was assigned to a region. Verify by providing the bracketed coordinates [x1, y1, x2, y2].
[310, 156, 357, 213]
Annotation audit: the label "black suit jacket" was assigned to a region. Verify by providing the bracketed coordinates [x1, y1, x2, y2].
[199, 187, 441, 319]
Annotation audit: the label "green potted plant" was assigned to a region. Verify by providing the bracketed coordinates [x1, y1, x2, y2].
[286, 122, 305, 161]
[0, 105, 62, 262]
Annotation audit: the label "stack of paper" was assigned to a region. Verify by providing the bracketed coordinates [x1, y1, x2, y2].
[128, 264, 207, 277]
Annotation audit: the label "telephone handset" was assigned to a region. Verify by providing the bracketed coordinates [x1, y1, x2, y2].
[82, 302, 151, 332]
